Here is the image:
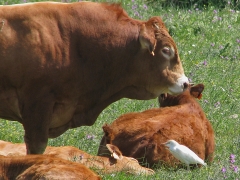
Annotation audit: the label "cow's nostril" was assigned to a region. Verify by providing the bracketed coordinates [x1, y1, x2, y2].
[183, 82, 189, 89]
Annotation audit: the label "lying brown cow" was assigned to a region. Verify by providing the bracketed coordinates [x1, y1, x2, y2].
[0, 140, 154, 176]
[98, 84, 215, 168]
[0, 155, 101, 180]
[0, 1, 189, 154]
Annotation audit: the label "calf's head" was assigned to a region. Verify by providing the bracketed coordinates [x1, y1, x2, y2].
[158, 83, 204, 107]
[105, 144, 155, 175]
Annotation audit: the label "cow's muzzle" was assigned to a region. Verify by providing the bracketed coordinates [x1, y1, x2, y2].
[168, 75, 189, 95]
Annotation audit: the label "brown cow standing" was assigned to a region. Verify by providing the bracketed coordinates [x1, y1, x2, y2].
[98, 84, 215, 168]
[0, 2, 189, 154]
[0, 155, 101, 180]
[0, 140, 155, 176]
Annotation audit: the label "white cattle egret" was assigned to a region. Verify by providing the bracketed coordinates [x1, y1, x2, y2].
[163, 140, 207, 170]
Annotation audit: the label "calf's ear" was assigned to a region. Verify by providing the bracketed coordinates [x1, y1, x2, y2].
[190, 84, 204, 99]
[106, 144, 123, 160]
[139, 23, 157, 56]
[102, 124, 114, 144]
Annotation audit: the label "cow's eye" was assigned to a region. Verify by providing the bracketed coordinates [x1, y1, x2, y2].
[161, 46, 174, 60]
[162, 47, 171, 55]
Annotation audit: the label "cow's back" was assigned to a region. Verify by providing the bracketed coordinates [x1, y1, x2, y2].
[0, 140, 26, 156]
[0, 2, 139, 80]
[0, 154, 101, 180]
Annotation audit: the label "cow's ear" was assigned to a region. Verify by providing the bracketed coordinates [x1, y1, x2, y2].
[139, 24, 156, 56]
[102, 124, 113, 143]
[106, 144, 123, 160]
[190, 84, 204, 99]
[102, 124, 111, 136]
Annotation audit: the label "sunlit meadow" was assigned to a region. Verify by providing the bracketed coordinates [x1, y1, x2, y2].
[0, 0, 239, 179]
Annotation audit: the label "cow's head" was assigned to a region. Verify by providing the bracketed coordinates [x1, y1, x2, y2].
[137, 16, 189, 97]
[106, 144, 155, 175]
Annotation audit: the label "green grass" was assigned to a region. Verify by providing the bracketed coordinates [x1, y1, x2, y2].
[0, 0, 239, 179]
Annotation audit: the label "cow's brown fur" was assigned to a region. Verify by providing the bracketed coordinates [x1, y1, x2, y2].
[0, 155, 101, 180]
[0, 141, 154, 175]
[0, 2, 188, 154]
[98, 84, 215, 168]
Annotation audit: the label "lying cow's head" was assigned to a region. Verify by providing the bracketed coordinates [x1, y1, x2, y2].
[158, 83, 204, 107]
[136, 17, 189, 96]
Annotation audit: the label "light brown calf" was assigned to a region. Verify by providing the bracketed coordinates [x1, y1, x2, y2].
[0, 141, 154, 175]
[0, 154, 100, 180]
[98, 84, 215, 168]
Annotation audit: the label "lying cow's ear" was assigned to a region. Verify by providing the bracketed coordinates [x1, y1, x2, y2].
[102, 124, 113, 144]
[139, 24, 156, 56]
[106, 144, 123, 160]
[190, 84, 204, 99]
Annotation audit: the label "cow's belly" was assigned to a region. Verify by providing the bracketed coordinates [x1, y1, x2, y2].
[0, 88, 22, 121]
[50, 101, 77, 128]
[0, 87, 78, 129]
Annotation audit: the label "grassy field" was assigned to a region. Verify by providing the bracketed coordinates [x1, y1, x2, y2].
[0, 0, 239, 179]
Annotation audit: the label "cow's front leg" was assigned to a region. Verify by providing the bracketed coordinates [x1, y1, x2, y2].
[22, 97, 54, 154]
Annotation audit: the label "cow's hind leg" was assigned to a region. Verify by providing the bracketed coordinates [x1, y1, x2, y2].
[22, 96, 54, 154]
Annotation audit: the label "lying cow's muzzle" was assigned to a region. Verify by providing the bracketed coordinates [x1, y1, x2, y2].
[168, 75, 189, 95]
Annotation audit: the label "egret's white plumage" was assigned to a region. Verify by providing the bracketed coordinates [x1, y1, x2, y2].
[163, 140, 207, 170]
